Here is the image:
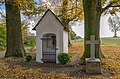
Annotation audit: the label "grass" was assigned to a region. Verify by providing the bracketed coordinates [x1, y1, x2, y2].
[101, 37, 120, 45]
[73, 37, 120, 46]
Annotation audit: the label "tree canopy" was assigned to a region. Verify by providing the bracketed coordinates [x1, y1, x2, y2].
[101, 0, 120, 14]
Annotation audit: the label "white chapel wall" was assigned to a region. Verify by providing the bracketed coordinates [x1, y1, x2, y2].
[63, 30, 68, 53]
[36, 11, 65, 63]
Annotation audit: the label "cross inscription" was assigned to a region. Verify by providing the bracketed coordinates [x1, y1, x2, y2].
[86, 35, 100, 60]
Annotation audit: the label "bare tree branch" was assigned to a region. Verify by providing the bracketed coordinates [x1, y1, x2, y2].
[102, 2, 120, 14]
[101, 2, 113, 13]
[110, 5, 120, 7]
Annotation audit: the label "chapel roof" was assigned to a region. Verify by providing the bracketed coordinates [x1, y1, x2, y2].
[32, 9, 68, 31]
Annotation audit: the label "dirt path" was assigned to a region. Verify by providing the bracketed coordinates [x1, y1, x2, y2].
[7, 60, 88, 78]
[0, 51, 5, 58]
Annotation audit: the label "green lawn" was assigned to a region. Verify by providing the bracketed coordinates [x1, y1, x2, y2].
[73, 37, 120, 46]
[101, 37, 120, 45]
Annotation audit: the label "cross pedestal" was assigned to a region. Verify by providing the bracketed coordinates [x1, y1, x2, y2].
[85, 35, 101, 74]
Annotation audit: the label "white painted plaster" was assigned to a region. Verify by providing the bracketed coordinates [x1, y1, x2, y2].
[35, 10, 68, 63]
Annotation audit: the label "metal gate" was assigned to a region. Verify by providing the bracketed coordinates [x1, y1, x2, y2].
[41, 35, 56, 63]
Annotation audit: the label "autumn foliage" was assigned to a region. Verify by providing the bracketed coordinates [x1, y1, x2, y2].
[0, 43, 120, 79]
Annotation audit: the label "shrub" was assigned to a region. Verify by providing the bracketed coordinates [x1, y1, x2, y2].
[26, 55, 32, 62]
[0, 26, 6, 50]
[58, 53, 70, 64]
[76, 36, 82, 39]
[24, 36, 36, 47]
[69, 53, 73, 61]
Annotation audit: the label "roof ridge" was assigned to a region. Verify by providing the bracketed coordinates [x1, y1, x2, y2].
[32, 9, 68, 31]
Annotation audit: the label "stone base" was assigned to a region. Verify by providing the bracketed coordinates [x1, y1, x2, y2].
[86, 58, 101, 74]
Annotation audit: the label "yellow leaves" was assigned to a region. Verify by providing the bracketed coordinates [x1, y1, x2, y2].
[0, 43, 120, 78]
[54, 0, 84, 22]
[69, 43, 84, 57]
[69, 43, 120, 78]
[14, 0, 44, 16]
[95, 46, 120, 77]
[0, 58, 74, 79]
[15, 0, 35, 10]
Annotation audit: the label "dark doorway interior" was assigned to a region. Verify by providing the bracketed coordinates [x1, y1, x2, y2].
[41, 33, 56, 63]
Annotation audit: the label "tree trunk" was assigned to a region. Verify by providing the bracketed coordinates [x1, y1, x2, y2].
[113, 30, 117, 37]
[61, 0, 72, 47]
[82, 0, 102, 63]
[5, 0, 25, 57]
[68, 31, 72, 47]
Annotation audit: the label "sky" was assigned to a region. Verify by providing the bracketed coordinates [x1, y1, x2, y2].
[0, 4, 5, 16]
[71, 15, 120, 38]
[0, 4, 5, 9]
[0, 1, 120, 38]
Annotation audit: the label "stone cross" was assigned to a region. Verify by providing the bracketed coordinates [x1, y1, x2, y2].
[86, 35, 100, 60]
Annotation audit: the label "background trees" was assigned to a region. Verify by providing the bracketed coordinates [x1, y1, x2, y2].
[108, 15, 120, 37]
[0, 20, 6, 50]
[53, 0, 84, 46]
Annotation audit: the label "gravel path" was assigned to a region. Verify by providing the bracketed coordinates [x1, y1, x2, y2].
[0, 51, 5, 58]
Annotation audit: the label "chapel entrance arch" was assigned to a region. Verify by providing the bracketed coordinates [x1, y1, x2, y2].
[41, 33, 56, 63]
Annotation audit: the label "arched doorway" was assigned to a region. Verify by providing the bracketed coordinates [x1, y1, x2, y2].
[41, 33, 56, 63]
